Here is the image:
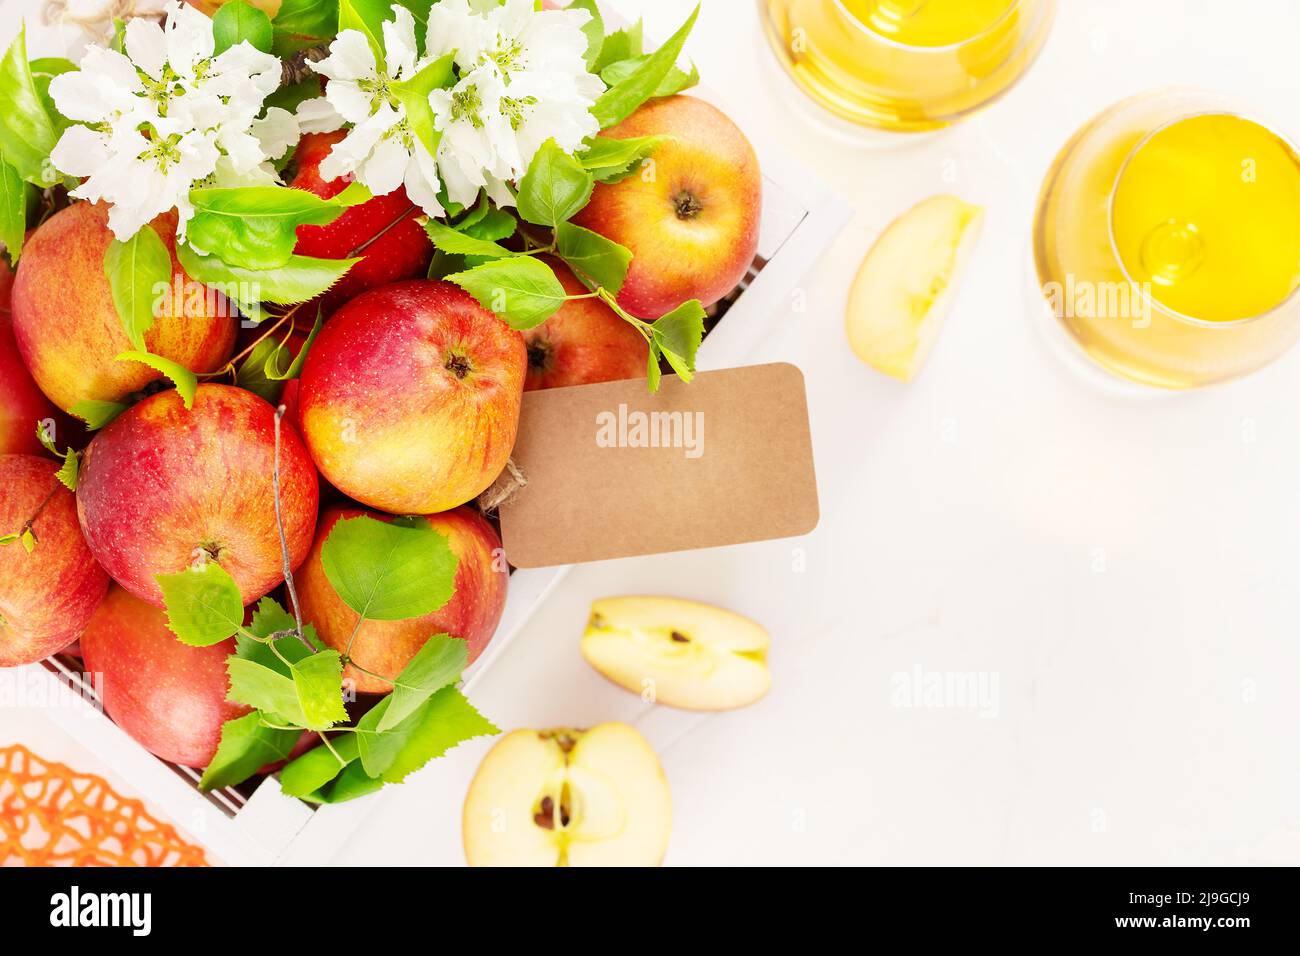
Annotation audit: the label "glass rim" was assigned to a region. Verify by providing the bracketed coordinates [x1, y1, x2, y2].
[1105, 101, 1300, 329]
[832, 0, 1024, 54]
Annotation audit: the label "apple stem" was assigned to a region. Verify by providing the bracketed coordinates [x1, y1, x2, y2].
[272, 405, 309, 650]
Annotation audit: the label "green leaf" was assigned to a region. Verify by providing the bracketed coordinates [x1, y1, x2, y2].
[0, 158, 25, 261]
[600, 56, 699, 99]
[320, 514, 458, 621]
[272, 0, 341, 55]
[423, 218, 515, 259]
[177, 241, 359, 305]
[304, 758, 384, 803]
[38, 423, 80, 491]
[338, 0, 392, 60]
[115, 351, 197, 408]
[20, 527, 36, 553]
[279, 734, 359, 798]
[227, 657, 305, 725]
[516, 139, 594, 227]
[555, 221, 632, 294]
[0, 28, 60, 185]
[391, 52, 455, 161]
[235, 599, 317, 674]
[447, 255, 568, 330]
[578, 134, 667, 184]
[357, 687, 497, 783]
[463, 208, 516, 242]
[651, 299, 705, 383]
[265, 306, 324, 381]
[292, 651, 347, 729]
[69, 399, 127, 430]
[157, 563, 245, 647]
[592, 6, 698, 129]
[593, 20, 643, 72]
[200, 712, 301, 791]
[378, 634, 467, 731]
[0, 534, 18, 546]
[104, 226, 172, 352]
[235, 334, 286, 404]
[187, 182, 370, 271]
[645, 341, 662, 393]
[213, 1, 275, 55]
[568, 0, 605, 69]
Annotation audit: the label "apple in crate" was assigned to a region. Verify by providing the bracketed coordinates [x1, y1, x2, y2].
[9, 202, 236, 412]
[80, 586, 250, 768]
[298, 280, 526, 514]
[572, 95, 762, 319]
[289, 131, 434, 314]
[845, 195, 984, 382]
[522, 257, 648, 390]
[582, 596, 771, 710]
[0, 454, 108, 666]
[463, 723, 672, 867]
[76, 384, 319, 608]
[298, 504, 508, 693]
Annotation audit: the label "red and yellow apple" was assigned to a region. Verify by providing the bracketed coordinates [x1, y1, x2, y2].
[298, 280, 526, 514]
[571, 95, 762, 319]
[522, 257, 648, 390]
[299, 504, 508, 694]
[290, 131, 434, 314]
[76, 384, 319, 608]
[0, 454, 109, 666]
[1, 260, 68, 455]
[10, 202, 237, 413]
[79, 585, 249, 768]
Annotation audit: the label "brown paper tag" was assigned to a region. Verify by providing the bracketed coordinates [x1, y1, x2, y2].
[498, 363, 819, 568]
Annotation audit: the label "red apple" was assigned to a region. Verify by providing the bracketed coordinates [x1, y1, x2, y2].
[571, 95, 762, 319]
[299, 504, 508, 693]
[1, 281, 68, 455]
[299, 280, 526, 514]
[523, 257, 648, 390]
[79, 585, 250, 768]
[290, 131, 434, 314]
[0, 454, 109, 666]
[76, 384, 319, 608]
[10, 202, 237, 413]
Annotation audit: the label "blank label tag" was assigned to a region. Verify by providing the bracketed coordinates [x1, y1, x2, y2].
[499, 363, 819, 568]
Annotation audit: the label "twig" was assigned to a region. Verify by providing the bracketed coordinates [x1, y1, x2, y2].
[272, 406, 309, 650]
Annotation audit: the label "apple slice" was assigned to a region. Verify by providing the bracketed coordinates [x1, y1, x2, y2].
[581, 596, 771, 711]
[845, 194, 984, 382]
[463, 723, 672, 867]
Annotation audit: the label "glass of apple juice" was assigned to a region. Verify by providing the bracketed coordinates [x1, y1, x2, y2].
[1032, 90, 1300, 389]
[758, 0, 1057, 132]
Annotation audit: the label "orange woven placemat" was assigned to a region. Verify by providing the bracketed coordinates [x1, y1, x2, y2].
[0, 744, 207, 866]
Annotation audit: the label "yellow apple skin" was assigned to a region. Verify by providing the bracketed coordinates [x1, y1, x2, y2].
[571, 95, 762, 319]
[10, 202, 236, 412]
[845, 194, 984, 383]
[463, 724, 672, 867]
[582, 596, 771, 711]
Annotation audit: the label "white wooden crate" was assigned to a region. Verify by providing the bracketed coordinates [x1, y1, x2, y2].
[17, 12, 852, 867]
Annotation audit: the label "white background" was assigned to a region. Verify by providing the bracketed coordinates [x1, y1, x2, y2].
[5, 0, 1300, 865]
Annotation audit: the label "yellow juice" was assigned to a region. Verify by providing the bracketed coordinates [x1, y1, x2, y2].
[759, 0, 1056, 131]
[1033, 92, 1300, 388]
[1111, 114, 1300, 323]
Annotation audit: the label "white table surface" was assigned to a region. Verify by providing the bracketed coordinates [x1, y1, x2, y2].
[5, 0, 1300, 866]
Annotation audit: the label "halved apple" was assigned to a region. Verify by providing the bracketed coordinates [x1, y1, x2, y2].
[581, 596, 771, 711]
[845, 194, 984, 382]
[462, 723, 672, 867]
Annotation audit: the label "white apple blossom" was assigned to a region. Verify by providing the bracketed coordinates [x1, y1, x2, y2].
[47, 0, 294, 240]
[308, 8, 445, 217]
[311, 0, 603, 214]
